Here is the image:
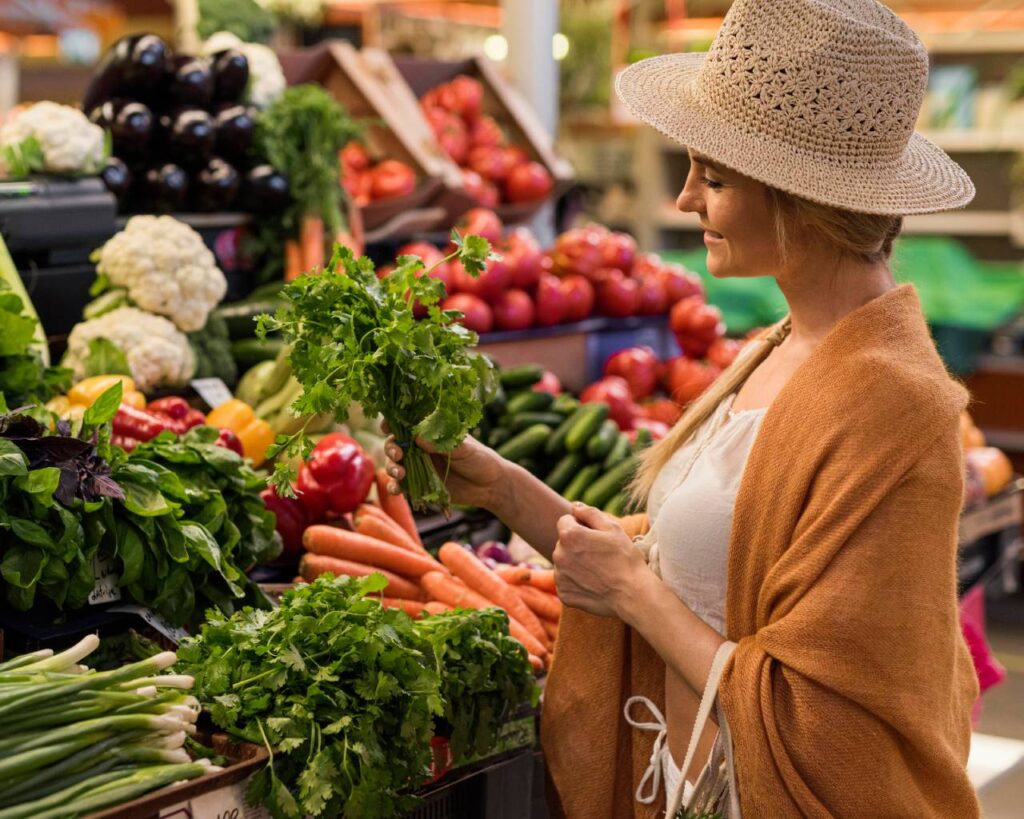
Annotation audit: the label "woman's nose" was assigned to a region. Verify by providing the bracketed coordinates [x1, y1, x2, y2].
[676, 181, 703, 214]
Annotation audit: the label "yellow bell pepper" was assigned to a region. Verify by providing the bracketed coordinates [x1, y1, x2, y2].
[68, 375, 138, 407]
[45, 395, 72, 415]
[206, 398, 255, 431]
[206, 399, 274, 466]
[121, 390, 147, 409]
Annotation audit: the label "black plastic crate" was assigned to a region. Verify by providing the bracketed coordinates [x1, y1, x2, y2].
[405, 748, 535, 819]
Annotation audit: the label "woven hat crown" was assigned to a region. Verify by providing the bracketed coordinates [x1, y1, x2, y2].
[698, 0, 927, 167]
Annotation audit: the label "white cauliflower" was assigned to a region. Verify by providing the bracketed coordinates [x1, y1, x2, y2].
[0, 101, 105, 176]
[202, 32, 286, 109]
[95, 215, 228, 333]
[65, 307, 196, 392]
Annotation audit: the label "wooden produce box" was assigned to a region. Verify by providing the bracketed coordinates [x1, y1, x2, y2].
[381, 52, 575, 225]
[278, 42, 446, 237]
[86, 733, 269, 819]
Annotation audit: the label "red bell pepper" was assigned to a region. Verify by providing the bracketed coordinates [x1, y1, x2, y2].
[295, 463, 331, 521]
[111, 434, 142, 452]
[260, 487, 308, 559]
[113, 405, 181, 442]
[306, 437, 375, 515]
[215, 428, 244, 456]
[182, 408, 207, 430]
[147, 396, 190, 420]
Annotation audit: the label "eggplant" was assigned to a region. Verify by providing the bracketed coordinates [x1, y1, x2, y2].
[166, 108, 216, 168]
[213, 105, 255, 161]
[144, 164, 188, 212]
[211, 50, 250, 103]
[193, 158, 240, 212]
[88, 98, 126, 131]
[167, 55, 214, 108]
[110, 101, 154, 157]
[100, 157, 132, 204]
[242, 165, 290, 213]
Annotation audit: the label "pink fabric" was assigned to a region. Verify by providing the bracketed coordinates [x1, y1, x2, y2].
[959, 584, 1007, 725]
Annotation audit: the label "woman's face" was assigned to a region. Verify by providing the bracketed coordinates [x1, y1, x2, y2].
[676, 151, 782, 279]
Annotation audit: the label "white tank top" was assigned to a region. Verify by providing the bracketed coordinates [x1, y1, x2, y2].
[644, 396, 766, 634]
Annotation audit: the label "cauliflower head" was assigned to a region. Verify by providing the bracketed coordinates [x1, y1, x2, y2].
[65, 307, 196, 392]
[202, 32, 285, 109]
[96, 215, 228, 333]
[0, 101, 105, 175]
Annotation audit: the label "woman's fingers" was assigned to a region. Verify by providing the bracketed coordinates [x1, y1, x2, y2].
[386, 478, 402, 496]
[381, 420, 391, 435]
[384, 437, 404, 464]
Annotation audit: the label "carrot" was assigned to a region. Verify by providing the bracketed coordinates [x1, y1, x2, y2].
[517, 584, 562, 622]
[376, 469, 423, 550]
[355, 505, 424, 555]
[293, 575, 306, 585]
[528, 654, 545, 673]
[284, 239, 303, 282]
[300, 213, 324, 272]
[420, 570, 548, 659]
[439, 543, 549, 647]
[528, 568, 556, 594]
[376, 597, 430, 619]
[299, 553, 423, 600]
[541, 618, 559, 642]
[302, 525, 438, 578]
[424, 601, 453, 616]
[494, 565, 531, 585]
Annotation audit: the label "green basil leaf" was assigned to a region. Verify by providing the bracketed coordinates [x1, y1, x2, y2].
[0, 439, 27, 476]
[14, 466, 60, 505]
[117, 522, 145, 586]
[83, 381, 123, 426]
[0, 546, 46, 588]
[10, 517, 55, 549]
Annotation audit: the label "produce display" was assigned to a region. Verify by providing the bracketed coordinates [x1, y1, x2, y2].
[84, 33, 286, 215]
[420, 74, 553, 207]
[340, 140, 418, 207]
[962, 411, 1015, 506]
[0, 635, 218, 819]
[0, 101, 106, 178]
[179, 573, 536, 818]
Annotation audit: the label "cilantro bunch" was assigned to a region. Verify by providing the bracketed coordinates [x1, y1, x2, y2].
[258, 235, 496, 513]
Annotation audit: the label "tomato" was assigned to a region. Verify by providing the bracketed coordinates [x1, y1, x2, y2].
[461, 168, 499, 207]
[457, 207, 503, 245]
[707, 337, 743, 370]
[604, 346, 660, 400]
[442, 293, 493, 334]
[448, 74, 484, 121]
[670, 296, 725, 359]
[453, 254, 511, 303]
[663, 357, 721, 405]
[467, 145, 510, 182]
[638, 398, 683, 426]
[353, 170, 373, 207]
[505, 161, 554, 203]
[397, 241, 444, 268]
[504, 227, 543, 289]
[580, 376, 639, 430]
[534, 272, 567, 326]
[595, 269, 640, 318]
[658, 262, 704, 305]
[560, 274, 595, 322]
[370, 160, 416, 200]
[492, 288, 535, 331]
[430, 259, 457, 297]
[631, 417, 670, 440]
[340, 141, 371, 173]
[532, 370, 562, 395]
[632, 251, 663, 278]
[470, 114, 505, 148]
[636, 274, 669, 315]
[551, 226, 605, 280]
[600, 231, 637, 274]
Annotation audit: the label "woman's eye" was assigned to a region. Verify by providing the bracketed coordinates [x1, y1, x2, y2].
[701, 176, 723, 190]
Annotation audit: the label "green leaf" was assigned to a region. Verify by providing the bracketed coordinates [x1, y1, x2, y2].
[1, 546, 46, 589]
[83, 381, 124, 426]
[116, 522, 145, 586]
[0, 439, 27, 476]
[14, 466, 60, 506]
[10, 517, 56, 549]
[89, 272, 111, 298]
[0, 308, 37, 357]
[84, 339, 131, 379]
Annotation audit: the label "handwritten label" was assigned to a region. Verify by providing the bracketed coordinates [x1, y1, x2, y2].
[191, 378, 233, 410]
[108, 603, 189, 644]
[190, 781, 270, 819]
[88, 555, 121, 605]
[158, 804, 191, 819]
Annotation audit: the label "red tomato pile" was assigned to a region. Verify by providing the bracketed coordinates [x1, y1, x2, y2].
[420, 74, 554, 207]
[339, 141, 418, 207]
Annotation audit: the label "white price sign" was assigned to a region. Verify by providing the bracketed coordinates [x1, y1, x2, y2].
[190, 781, 270, 819]
[191, 378, 234, 410]
[108, 603, 189, 644]
[88, 555, 121, 605]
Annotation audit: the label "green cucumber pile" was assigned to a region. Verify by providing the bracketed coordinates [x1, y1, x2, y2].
[474, 365, 651, 515]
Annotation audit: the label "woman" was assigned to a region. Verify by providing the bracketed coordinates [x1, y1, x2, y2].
[387, 0, 980, 815]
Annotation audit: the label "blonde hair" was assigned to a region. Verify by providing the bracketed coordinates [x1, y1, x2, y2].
[628, 189, 903, 506]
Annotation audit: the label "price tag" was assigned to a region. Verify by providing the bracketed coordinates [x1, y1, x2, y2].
[191, 378, 233, 410]
[190, 781, 270, 819]
[158, 803, 191, 819]
[88, 555, 121, 605]
[108, 603, 189, 644]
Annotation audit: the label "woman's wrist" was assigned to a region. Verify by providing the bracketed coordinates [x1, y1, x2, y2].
[612, 559, 661, 626]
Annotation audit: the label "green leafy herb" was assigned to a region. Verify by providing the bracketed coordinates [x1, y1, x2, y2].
[0, 277, 71, 413]
[83, 381, 122, 426]
[197, 0, 277, 43]
[258, 233, 496, 512]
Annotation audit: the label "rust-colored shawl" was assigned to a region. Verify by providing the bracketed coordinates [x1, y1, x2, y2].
[542, 286, 980, 818]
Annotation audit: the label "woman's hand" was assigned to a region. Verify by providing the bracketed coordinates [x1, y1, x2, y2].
[553, 502, 650, 619]
[382, 426, 507, 510]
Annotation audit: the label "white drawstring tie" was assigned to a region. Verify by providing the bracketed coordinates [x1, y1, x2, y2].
[624, 695, 669, 804]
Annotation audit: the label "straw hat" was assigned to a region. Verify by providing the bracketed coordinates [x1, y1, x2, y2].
[616, 0, 974, 215]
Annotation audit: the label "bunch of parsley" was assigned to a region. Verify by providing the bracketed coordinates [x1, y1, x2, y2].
[258, 235, 496, 513]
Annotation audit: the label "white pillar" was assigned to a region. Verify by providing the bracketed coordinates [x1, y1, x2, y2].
[502, 0, 559, 243]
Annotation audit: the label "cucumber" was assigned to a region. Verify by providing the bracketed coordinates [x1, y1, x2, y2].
[487, 428, 513, 449]
[214, 297, 286, 340]
[632, 427, 654, 453]
[509, 411, 564, 434]
[544, 452, 584, 493]
[603, 433, 632, 470]
[506, 390, 554, 415]
[603, 493, 630, 516]
[551, 393, 580, 416]
[234, 359, 274, 406]
[231, 337, 285, 369]
[565, 403, 610, 453]
[486, 385, 508, 419]
[582, 456, 638, 509]
[499, 364, 545, 390]
[586, 419, 620, 461]
[497, 424, 551, 462]
[563, 464, 602, 503]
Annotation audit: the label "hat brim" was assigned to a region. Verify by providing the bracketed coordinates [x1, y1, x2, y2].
[615, 53, 975, 216]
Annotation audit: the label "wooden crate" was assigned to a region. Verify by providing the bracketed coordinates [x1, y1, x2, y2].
[375, 52, 575, 225]
[278, 42, 446, 236]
